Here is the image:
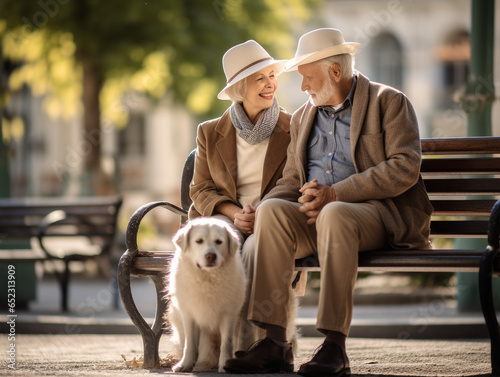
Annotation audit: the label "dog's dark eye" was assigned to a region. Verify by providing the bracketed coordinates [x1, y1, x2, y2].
[195, 239, 204, 244]
[215, 239, 223, 245]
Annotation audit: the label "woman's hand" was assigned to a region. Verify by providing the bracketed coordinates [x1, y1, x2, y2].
[234, 205, 256, 235]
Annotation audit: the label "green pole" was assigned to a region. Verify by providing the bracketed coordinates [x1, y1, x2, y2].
[0, 117, 10, 197]
[456, 0, 496, 311]
[463, 0, 495, 135]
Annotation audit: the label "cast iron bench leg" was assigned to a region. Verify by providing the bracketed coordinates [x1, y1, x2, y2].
[119, 201, 183, 368]
[119, 250, 166, 369]
[479, 200, 500, 376]
[479, 246, 500, 376]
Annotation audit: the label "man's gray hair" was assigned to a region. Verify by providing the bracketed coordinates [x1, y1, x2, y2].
[225, 78, 247, 103]
[318, 54, 355, 80]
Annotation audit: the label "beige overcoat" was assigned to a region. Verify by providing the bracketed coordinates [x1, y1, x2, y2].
[264, 72, 433, 249]
[189, 107, 291, 219]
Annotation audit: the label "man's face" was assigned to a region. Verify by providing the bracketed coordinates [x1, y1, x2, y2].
[298, 62, 334, 107]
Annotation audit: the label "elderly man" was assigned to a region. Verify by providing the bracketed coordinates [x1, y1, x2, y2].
[224, 28, 433, 376]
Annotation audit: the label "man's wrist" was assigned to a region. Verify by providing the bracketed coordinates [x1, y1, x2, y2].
[330, 187, 337, 202]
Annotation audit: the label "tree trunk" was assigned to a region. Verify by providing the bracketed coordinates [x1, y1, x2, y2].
[81, 53, 102, 172]
[76, 51, 113, 196]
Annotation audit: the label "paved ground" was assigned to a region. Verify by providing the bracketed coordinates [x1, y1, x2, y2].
[1, 275, 497, 376]
[1, 334, 492, 376]
[3, 276, 494, 340]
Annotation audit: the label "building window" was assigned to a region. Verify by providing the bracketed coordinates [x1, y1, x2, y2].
[370, 33, 403, 90]
[435, 30, 470, 108]
[118, 112, 145, 157]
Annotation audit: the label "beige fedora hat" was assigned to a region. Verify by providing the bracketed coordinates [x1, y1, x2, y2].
[217, 40, 285, 100]
[286, 28, 360, 71]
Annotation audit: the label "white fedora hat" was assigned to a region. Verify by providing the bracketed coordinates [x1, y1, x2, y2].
[286, 28, 360, 71]
[217, 40, 285, 100]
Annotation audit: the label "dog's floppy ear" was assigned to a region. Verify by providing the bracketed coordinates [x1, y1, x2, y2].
[173, 222, 191, 252]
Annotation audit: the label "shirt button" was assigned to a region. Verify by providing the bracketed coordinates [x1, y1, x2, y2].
[329, 131, 333, 135]
[328, 152, 333, 156]
[330, 114, 335, 118]
[326, 170, 331, 174]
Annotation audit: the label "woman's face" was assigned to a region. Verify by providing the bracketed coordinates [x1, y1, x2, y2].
[242, 65, 278, 122]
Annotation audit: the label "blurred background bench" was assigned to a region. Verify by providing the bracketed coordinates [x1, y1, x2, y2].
[0, 196, 122, 312]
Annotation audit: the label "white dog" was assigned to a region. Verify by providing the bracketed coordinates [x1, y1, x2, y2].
[166, 217, 247, 373]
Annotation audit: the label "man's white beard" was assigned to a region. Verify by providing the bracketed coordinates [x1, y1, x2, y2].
[307, 79, 335, 107]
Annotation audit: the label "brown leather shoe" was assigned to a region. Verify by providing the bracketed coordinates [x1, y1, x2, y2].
[224, 337, 294, 374]
[298, 340, 351, 377]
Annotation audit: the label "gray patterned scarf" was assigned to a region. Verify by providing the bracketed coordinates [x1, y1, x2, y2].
[230, 97, 279, 145]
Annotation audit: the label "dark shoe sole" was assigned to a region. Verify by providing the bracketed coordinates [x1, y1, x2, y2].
[224, 363, 294, 374]
[297, 367, 351, 377]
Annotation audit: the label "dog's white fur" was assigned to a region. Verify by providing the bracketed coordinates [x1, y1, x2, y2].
[166, 217, 247, 373]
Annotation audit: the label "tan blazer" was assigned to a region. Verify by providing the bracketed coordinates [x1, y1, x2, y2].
[265, 72, 433, 249]
[189, 107, 291, 219]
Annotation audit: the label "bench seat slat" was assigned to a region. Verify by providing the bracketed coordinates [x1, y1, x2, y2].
[295, 249, 500, 273]
[131, 249, 499, 274]
[0, 249, 48, 261]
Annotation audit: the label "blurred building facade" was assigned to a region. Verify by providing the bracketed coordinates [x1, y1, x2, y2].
[279, 0, 499, 139]
[2, 0, 499, 234]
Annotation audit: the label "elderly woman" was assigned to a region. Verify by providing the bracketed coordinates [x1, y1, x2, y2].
[188, 40, 292, 351]
[189, 40, 291, 237]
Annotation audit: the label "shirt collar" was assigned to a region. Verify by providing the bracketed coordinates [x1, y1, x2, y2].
[318, 75, 357, 114]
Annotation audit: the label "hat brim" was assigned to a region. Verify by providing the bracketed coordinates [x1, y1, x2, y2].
[217, 60, 286, 100]
[285, 43, 360, 72]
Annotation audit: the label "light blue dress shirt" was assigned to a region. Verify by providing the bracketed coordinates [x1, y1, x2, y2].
[307, 76, 357, 186]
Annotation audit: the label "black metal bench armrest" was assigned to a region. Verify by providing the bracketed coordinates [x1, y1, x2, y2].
[36, 210, 68, 259]
[119, 200, 187, 369]
[125, 201, 187, 256]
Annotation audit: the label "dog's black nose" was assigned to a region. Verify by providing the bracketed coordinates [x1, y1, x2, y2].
[205, 252, 217, 265]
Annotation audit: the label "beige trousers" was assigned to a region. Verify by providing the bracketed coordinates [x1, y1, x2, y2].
[247, 199, 388, 336]
[236, 234, 298, 352]
[234, 235, 266, 351]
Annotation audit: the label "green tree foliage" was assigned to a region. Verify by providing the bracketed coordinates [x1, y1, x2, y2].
[0, 0, 319, 193]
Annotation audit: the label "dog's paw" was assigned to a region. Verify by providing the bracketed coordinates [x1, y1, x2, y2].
[218, 364, 226, 373]
[172, 361, 194, 373]
[196, 360, 218, 371]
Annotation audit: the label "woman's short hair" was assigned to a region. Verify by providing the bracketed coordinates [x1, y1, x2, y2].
[225, 78, 247, 103]
[319, 54, 355, 79]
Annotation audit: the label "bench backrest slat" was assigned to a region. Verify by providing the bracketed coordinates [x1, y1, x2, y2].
[430, 220, 488, 237]
[1, 226, 117, 238]
[0, 207, 118, 217]
[421, 136, 500, 154]
[430, 199, 497, 214]
[424, 178, 500, 195]
[415, 137, 500, 240]
[421, 157, 500, 174]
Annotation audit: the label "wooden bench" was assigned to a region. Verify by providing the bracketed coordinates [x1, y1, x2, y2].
[0, 196, 122, 311]
[118, 137, 500, 375]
